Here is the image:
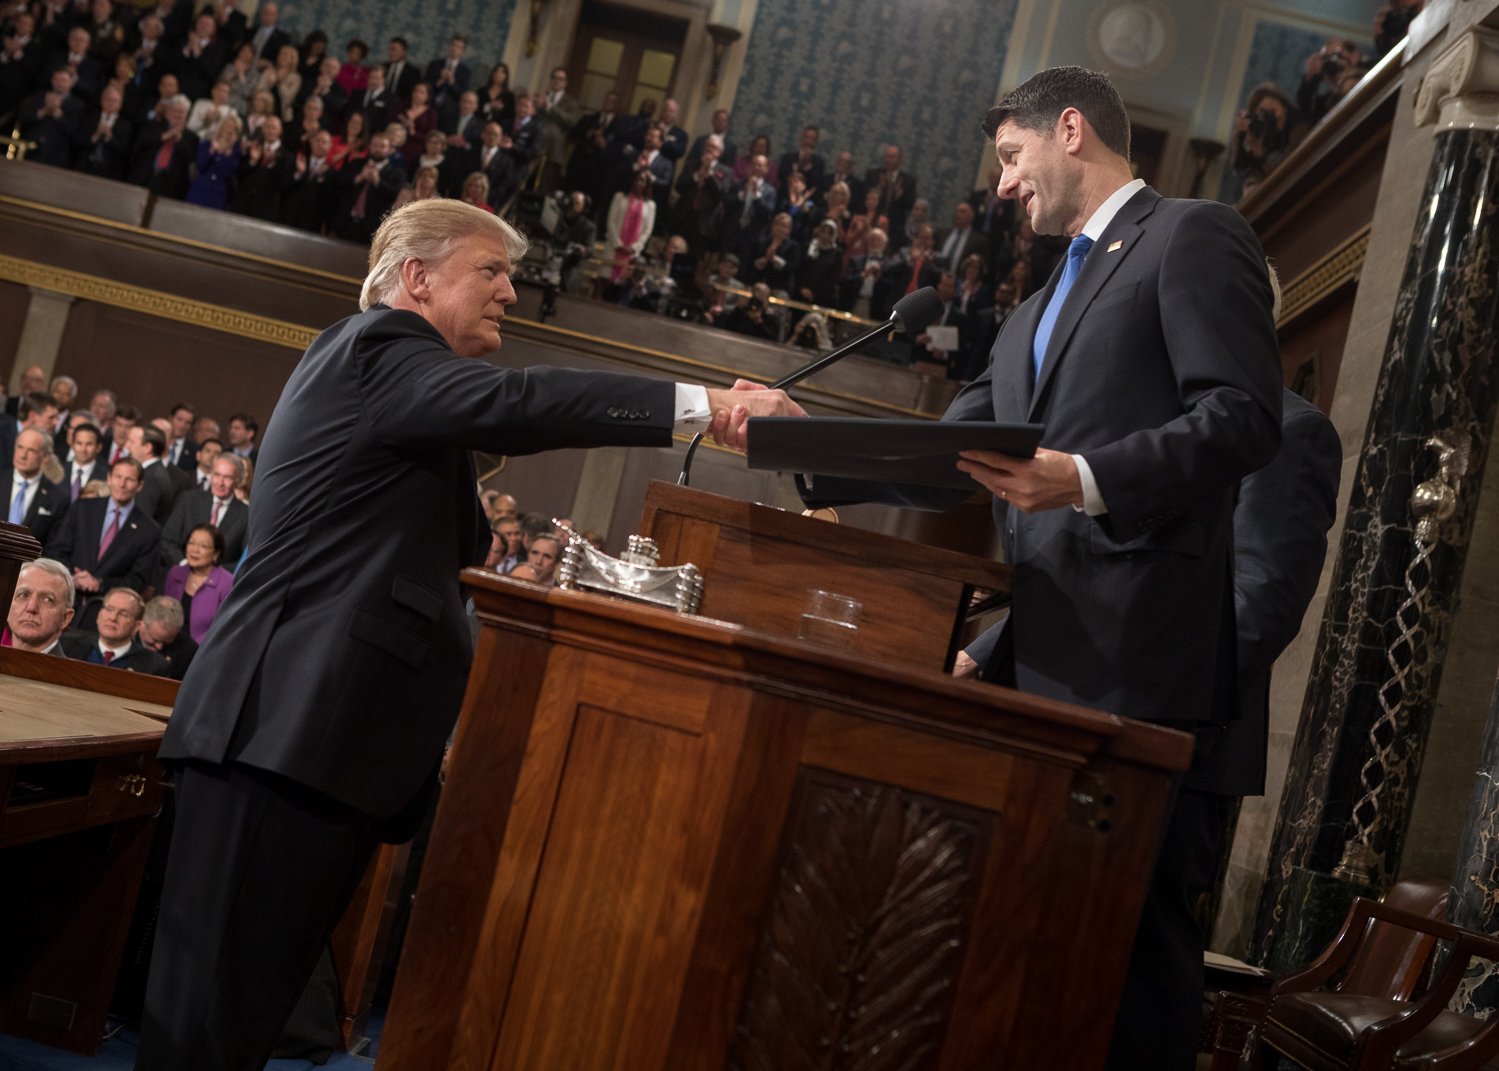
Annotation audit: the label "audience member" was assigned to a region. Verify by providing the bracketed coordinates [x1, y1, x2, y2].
[6, 557, 74, 655]
[1297, 37, 1366, 123]
[5, 426, 69, 544]
[777, 124, 825, 193]
[60, 586, 168, 671]
[19, 65, 84, 166]
[606, 168, 657, 284]
[62, 421, 106, 499]
[382, 35, 417, 103]
[477, 61, 513, 128]
[333, 38, 368, 94]
[44, 455, 157, 631]
[74, 79, 132, 177]
[795, 218, 841, 307]
[1231, 83, 1305, 196]
[424, 33, 470, 113]
[127, 422, 188, 524]
[686, 106, 735, 171]
[130, 94, 197, 198]
[186, 112, 241, 208]
[162, 522, 234, 643]
[138, 594, 197, 679]
[865, 144, 916, 243]
[160, 452, 247, 572]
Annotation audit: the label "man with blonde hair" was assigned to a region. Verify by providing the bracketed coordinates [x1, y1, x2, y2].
[139, 197, 801, 1071]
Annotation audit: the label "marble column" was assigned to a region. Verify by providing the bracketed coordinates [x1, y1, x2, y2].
[8, 288, 74, 394]
[1447, 670, 1499, 1014]
[1252, 29, 1499, 971]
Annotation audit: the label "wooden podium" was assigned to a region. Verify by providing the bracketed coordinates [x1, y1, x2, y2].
[382, 568, 1192, 1070]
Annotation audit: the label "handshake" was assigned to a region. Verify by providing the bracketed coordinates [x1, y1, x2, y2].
[703, 379, 805, 451]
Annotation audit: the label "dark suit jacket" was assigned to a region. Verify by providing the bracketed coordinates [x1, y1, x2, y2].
[805, 187, 1283, 757]
[135, 459, 184, 524]
[157, 306, 678, 820]
[155, 630, 197, 680]
[687, 132, 736, 171]
[46, 495, 163, 597]
[61, 457, 107, 496]
[159, 488, 248, 570]
[128, 123, 199, 198]
[383, 59, 417, 104]
[246, 24, 289, 66]
[965, 388, 1339, 795]
[2, 467, 69, 544]
[72, 107, 134, 178]
[61, 630, 170, 674]
[347, 85, 393, 133]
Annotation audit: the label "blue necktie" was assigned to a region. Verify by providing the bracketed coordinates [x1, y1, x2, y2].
[1032, 234, 1095, 381]
[9, 478, 27, 525]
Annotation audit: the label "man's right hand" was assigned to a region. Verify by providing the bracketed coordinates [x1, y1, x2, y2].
[704, 379, 805, 452]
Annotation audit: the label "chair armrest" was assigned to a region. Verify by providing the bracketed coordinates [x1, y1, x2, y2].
[1271, 897, 1381, 995]
[1353, 927, 1499, 1070]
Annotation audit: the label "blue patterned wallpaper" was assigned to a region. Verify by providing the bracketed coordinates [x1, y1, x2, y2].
[1221, 19, 1372, 201]
[277, 0, 517, 71]
[731, 0, 1019, 220]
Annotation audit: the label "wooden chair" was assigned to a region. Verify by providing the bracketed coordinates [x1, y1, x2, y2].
[1252, 888, 1499, 1070]
[1207, 880, 1450, 1069]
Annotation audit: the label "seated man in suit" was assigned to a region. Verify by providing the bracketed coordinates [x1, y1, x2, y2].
[160, 452, 247, 573]
[45, 455, 161, 630]
[137, 593, 197, 680]
[5, 557, 74, 656]
[61, 586, 169, 673]
[5, 427, 70, 545]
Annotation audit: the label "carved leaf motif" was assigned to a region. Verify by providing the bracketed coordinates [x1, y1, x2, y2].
[729, 773, 981, 1071]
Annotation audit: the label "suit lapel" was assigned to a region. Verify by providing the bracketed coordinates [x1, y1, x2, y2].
[994, 290, 1050, 419]
[1029, 188, 1158, 420]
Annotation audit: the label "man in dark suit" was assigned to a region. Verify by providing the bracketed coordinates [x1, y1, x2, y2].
[0, 389, 58, 462]
[331, 130, 405, 243]
[864, 144, 917, 243]
[230, 114, 293, 220]
[61, 420, 107, 498]
[934, 201, 988, 271]
[5, 428, 70, 545]
[471, 122, 518, 210]
[244, 1, 288, 67]
[685, 107, 735, 171]
[723, 152, 775, 264]
[382, 35, 417, 105]
[61, 587, 170, 673]
[73, 80, 132, 177]
[46, 455, 161, 630]
[802, 67, 1283, 1071]
[346, 63, 393, 134]
[159, 453, 247, 571]
[0, 13, 47, 120]
[135, 199, 802, 1071]
[129, 96, 197, 199]
[18, 64, 84, 166]
[423, 33, 470, 114]
[6, 557, 73, 655]
[138, 594, 197, 680]
[127, 423, 186, 524]
[777, 124, 825, 194]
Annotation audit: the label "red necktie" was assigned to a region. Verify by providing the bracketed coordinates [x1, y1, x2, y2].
[102, 649, 115, 664]
[154, 136, 174, 172]
[99, 506, 120, 558]
[210, 499, 222, 525]
[906, 255, 925, 295]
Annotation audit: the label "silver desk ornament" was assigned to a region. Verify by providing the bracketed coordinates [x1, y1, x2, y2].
[554, 522, 704, 614]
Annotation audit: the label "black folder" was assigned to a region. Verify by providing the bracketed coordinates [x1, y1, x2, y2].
[746, 417, 1046, 490]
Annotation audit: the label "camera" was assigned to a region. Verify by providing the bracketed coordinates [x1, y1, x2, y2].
[1247, 107, 1280, 139]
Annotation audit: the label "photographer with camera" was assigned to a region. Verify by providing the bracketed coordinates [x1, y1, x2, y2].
[1297, 37, 1366, 124]
[1231, 83, 1303, 196]
[1374, 0, 1423, 58]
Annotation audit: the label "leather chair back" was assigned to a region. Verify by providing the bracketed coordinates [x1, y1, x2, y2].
[1341, 879, 1450, 999]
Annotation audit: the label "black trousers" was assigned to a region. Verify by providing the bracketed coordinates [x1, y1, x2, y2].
[1107, 786, 1233, 1071]
[133, 761, 380, 1071]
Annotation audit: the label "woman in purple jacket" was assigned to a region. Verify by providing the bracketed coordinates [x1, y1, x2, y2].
[163, 523, 235, 643]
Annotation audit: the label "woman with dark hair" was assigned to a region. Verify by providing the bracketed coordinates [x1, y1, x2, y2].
[733, 134, 774, 186]
[606, 169, 657, 284]
[298, 30, 329, 81]
[479, 63, 515, 128]
[399, 82, 438, 168]
[333, 109, 367, 167]
[336, 39, 369, 94]
[164, 524, 235, 644]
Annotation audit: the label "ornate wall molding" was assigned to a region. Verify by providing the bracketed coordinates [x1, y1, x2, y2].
[1278, 226, 1371, 327]
[0, 255, 318, 351]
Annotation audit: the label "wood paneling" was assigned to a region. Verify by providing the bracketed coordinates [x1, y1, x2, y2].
[54, 301, 300, 426]
[0, 281, 33, 385]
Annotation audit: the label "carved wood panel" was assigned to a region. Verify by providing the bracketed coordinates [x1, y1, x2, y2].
[728, 770, 986, 1071]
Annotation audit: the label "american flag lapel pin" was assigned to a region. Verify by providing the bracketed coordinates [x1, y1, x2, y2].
[1107, 240, 1123, 252]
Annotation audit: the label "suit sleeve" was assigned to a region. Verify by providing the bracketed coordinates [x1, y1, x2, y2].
[1082, 200, 1283, 540]
[1234, 400, 1341, 684]
[45, 502, 78, 563]
[359, 325, 676, 453]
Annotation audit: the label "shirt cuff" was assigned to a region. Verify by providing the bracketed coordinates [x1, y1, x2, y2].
[673, 383, 711, 426]
[1072, 453, 1108, 516]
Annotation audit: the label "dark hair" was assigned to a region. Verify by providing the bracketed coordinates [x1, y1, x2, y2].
[198, 435, 223, 450]
[450, 34, 467, 45]
[72, 421, 101, 443]
[188, 522, 226, 561]
[981, 66, 1131, 160]
[18, 391, 53, 418]
[170, 402, 196, 418]
[389, 36, 408, 49]
[347, 39, 368, 59]
[228, 412, 259, 435]
[139, 424, 167, 457]
[116, 404, 142, 424]
[110, 455, 144, 479]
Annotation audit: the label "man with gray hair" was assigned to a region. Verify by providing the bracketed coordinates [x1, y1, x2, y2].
[140, 197, 803, 1071]
[5, 557, 74, 655]
[159, 452, 248, 573]
[137, 594, 197, 680]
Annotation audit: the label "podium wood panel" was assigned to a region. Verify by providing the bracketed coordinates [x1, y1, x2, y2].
[382, 575, 1191, 1070]
[638, 482, 1011, 670]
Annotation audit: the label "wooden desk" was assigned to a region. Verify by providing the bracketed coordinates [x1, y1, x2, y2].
[0, 648, 173, 1053]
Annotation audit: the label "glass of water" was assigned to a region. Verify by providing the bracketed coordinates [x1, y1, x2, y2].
[797, 589, 862, 649]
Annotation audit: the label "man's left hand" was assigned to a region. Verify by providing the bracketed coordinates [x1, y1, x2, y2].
[957, 446, 1083, 512]
[705, 378, 805, 452]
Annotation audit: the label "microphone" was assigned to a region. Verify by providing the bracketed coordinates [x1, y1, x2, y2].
[677, 287, 946, 486]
